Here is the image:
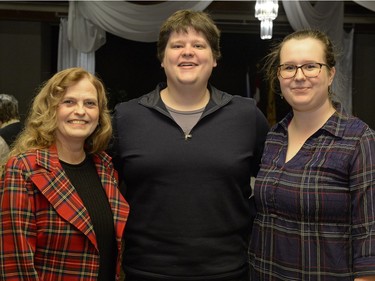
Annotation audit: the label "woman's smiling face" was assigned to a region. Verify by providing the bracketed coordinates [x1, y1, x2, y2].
[56, 77, 99, 146]
[278, 37, 336, 113]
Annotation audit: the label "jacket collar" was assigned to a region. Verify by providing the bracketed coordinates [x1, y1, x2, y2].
[30, 145, 127, 252]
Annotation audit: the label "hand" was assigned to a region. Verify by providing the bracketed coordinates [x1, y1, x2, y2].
[355, 276, 375, 281]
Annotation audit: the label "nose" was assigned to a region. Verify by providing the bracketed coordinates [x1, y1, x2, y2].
[294, 67, 306, 80]
[182, 46, 194, 57]
[74, 103, 86, 115]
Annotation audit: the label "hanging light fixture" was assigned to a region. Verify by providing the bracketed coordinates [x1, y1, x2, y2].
[255, 0, 279, 40]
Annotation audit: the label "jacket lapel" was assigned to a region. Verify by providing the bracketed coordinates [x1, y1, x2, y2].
[30, 146, 98, 249]
[92, 152, 129, 246]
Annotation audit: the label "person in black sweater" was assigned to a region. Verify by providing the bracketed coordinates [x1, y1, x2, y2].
[111, 9, 269, 281]
[0, 94, 22, 163]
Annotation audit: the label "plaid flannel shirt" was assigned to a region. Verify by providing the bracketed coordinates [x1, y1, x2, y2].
[249, 103, 375, 280]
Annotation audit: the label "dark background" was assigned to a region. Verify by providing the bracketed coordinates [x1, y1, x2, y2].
[95, 32, 289, 120]
[0, 1, 374, 127]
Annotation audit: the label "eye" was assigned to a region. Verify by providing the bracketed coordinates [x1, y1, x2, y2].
[85, 100, 98, 108]
[282, 65, 296, 71]
[61, 99, 75, 105]
[304, 63, 319, 70]
[194, 43, 205, 49]
[171, 44, 183, 49]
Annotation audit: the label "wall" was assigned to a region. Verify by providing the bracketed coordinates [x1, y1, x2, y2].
[352, 33, 375, 129]
[0, 20, 55, 121]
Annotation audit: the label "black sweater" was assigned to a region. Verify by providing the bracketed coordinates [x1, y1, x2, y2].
[112, 83, 269, 281]
[61, 156, 117, 281]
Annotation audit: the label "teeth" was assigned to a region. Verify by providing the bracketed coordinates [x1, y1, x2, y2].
[70, 120, 86, 124]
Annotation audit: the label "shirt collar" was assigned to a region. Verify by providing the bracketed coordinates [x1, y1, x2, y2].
[276, 101, 349, 139]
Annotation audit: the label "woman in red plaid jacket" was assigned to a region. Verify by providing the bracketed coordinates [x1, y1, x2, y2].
[0, 67, 129, 281]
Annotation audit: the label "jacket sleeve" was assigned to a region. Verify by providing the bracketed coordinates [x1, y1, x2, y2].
[0, 157, 40, 280]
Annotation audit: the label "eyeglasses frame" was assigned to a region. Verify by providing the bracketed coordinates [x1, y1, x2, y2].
[277, 62, 329, 79]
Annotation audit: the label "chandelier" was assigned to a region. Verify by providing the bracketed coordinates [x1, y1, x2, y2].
[255, 0, 279, 40]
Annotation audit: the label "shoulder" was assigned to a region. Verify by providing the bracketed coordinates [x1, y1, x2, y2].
[344, 117, 375, 149]
[227, 95, 268, 127]
[114, 85, 161, 112]
[231, 95, 258, 108]
[4, 150, 39, 177]
[336, 113, 373, 140]
[0, 136, 8, 147]
[0, 136, 10, 164]
[91, 151, 113, 166]
[5, 148, 59, 172]
[210, 85, 258, 109]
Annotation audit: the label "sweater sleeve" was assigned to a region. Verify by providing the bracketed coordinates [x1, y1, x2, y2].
[251, 106, 270, 177]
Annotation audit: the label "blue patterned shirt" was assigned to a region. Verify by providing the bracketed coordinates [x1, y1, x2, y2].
[249, 102, 375, 280]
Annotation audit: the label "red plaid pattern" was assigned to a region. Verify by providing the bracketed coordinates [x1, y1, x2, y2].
[0, 145, 129, 280]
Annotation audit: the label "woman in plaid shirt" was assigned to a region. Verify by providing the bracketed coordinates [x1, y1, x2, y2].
[0, 67, 129, 280]
[249, 30, 375, 280]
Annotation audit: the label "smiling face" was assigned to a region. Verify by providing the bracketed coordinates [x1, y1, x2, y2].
[56, 77, 99, 147]
[278, 37, 336, 113]
[161, 27, 217, 88]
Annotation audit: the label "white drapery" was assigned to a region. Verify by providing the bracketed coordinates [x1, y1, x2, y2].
[57, 1, 212, 72]
[58, 17, 95, 73]
[353, 0, 375, 12]
[282, 0, 353, 113]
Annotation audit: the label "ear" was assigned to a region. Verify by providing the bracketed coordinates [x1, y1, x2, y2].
[328, 66, 336, 86]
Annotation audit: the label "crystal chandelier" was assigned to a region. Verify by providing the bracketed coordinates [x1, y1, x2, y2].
[255, 0, 279, 40]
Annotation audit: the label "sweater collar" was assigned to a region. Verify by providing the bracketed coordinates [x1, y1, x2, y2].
[139, 82, 233, 111]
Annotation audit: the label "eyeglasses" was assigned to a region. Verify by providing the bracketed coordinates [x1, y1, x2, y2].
[278, 62, 329, 79]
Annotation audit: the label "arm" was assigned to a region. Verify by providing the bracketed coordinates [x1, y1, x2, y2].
[355, 277, 375, 281]
[351, 127, 375, 278]
[0, 157, 39, 280]
[251, 107, 270, 177]
[0, 136, 10, 164]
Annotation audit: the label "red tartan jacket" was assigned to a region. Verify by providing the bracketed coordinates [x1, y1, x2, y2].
[0, 145, 129, 281]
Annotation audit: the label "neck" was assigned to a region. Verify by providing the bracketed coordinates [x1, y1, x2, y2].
[56, 140, 86, 164]
[161, 85, 210, 111]
[291, 101, 335, 133]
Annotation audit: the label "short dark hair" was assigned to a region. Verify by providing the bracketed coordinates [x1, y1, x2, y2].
[157, 9, 221, 62]
[0, 94, 20, 123]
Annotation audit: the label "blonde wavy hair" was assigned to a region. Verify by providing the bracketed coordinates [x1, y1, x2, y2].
[8, 67, 112, 159]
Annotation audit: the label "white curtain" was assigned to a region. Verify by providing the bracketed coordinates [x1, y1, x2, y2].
[282, 0, 353, 113]
[58, 1, 212, 73]
[353, 1, 375, 12]
[58, 17, 95, 73]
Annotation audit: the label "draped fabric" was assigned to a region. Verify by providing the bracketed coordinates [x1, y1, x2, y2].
[354, 0, 375, 12]
[282, 0, 353, 113]
[58, 18, 95, 73]
[68, 1, 213, 52]
[57, 0, 360, 112]
[57, 1, 212, 72]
